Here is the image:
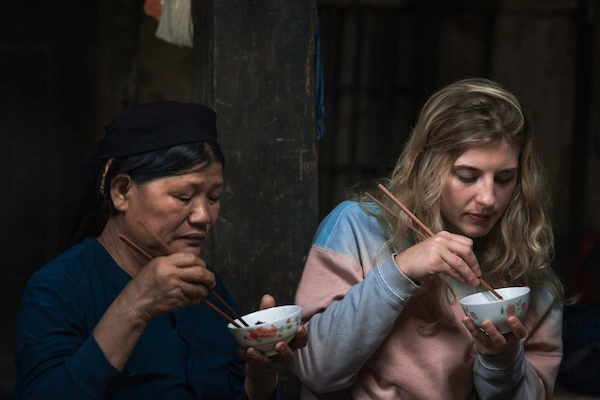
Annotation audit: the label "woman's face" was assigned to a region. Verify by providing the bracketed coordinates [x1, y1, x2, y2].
[440, 138, 519, 238]
[119, 161, 224, 256]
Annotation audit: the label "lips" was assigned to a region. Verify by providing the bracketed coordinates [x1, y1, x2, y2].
[179, 233, 207, 245]
[466, 213, 492, 223]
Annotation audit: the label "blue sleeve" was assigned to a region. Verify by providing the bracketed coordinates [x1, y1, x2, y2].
[13, 269, 129, 400]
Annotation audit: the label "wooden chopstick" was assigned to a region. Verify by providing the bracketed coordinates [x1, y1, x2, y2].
[118, 231, 247, 328]
[375, 184, 504, 300]
[365, 193, 428, 240]
[377, 184, 435, 237]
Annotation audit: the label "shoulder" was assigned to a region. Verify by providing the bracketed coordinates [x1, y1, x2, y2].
[312, 200, 389, 254]
[25, 237, 106, 293]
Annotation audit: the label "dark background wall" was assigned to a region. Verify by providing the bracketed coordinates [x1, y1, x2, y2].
[2, 0, 600, 398]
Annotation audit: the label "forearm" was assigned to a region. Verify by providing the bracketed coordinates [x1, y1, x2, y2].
[92, 294, 147, 371]
[292, 256, 418, 393]
[244, 374, 278, 400]
[16, 335, 126, 399]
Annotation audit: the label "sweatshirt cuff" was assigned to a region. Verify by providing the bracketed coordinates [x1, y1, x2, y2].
[477, 341, 524, 371]
[377, 255, 420, 304]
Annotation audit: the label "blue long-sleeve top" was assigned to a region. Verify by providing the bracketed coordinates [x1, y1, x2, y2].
[13, 237, 252, 400]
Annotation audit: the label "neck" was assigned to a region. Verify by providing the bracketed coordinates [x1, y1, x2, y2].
[97, 219, 145, 277]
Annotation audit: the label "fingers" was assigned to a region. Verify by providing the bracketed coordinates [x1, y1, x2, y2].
[462, 317, 506, 349]
[288, 325, 308, 351]
[239, 341, 294, 368]
[507, 316, 527, 339]
[176, 265, 215, 288]
[131, 254, 215, 312]
[463, 316, 526, 357]
[432, 232, 480, 286]
[152, 253, 216, 288]
[177, 281, 212, 303]
[462, 317, 486, 341]
[259, 294, 276, 310]
[238, 327, 307, 366]
[439, 251, 480, 286]
[479, 321, 508, 346]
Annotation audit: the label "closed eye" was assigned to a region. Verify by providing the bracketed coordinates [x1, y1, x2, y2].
[458, 175, 477, 184]
[495, 175, 515, 185]
[173, 195, 192, 203]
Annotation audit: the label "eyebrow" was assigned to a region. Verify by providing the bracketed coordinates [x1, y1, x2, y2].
[453, 165, 518, 174]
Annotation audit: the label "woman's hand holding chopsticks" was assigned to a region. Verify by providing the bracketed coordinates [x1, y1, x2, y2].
[371, 186, 502, 298]
[393, 231, 482, 287]
[119, 252, 216, 323]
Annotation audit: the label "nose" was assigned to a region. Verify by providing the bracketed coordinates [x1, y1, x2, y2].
[476, 177, 496, 207]
[188, 200, 213, 225]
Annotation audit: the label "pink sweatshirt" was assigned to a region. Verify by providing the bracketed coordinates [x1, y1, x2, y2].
[291, 201, 563, 399]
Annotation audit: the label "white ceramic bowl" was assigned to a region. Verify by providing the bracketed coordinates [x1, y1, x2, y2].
[228, 305, 302, 356]
[460, 287, 530, 334]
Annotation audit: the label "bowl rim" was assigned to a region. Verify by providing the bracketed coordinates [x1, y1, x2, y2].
[228, 304, 302, 330]
[459, 286, 530, 306]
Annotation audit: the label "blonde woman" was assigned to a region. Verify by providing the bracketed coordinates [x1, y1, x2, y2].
[291, 78, 564, 399]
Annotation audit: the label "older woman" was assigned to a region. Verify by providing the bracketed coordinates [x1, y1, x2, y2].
[14, 101, 306, 399]
[291, 78, 565, 399]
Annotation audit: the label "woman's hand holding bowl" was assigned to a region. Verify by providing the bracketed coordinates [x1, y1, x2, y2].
[239, 294, 308, 377]
[462, 315, 527, 356]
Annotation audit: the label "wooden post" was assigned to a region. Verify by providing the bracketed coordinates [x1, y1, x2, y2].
[192, 1, 319, 397]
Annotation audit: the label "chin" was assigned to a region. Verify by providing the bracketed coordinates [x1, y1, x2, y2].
[173, 244, 202, 255]
[461, 226, 492, 239]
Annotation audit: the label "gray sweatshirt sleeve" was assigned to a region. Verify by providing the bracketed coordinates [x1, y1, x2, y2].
[473, 290, 563, 400]
[291, 255, 419, 393]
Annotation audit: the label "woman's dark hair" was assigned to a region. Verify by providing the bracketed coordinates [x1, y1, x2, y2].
[100, 141, 224, 217]
[93, 141, 224, 231]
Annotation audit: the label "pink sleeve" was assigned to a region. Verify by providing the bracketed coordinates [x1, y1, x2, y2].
[294, 245, 365, 320]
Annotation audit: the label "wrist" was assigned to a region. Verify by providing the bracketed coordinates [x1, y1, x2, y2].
[244, 372, 278, 400]
[112, 292, 151, 328]
[393, 254, 420, 286]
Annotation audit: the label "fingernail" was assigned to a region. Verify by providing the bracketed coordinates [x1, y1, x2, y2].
[510, 319, 518, 326]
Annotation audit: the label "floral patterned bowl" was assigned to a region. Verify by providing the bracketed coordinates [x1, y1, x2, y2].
[460, 287, 530, 334]
[228, 305, 303, 356]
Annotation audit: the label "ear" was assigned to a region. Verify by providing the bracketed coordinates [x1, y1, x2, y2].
[109, 174, 133, 212]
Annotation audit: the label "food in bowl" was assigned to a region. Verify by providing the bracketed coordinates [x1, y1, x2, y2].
[228, 305, 302, 356]
[460, 286, 530, 334]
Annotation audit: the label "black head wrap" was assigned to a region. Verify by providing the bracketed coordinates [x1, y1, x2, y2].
[84, 101, 219, 182]
[70, 101, 220, 244]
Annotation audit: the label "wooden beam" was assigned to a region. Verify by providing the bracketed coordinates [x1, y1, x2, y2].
[191, 2, 319, 397]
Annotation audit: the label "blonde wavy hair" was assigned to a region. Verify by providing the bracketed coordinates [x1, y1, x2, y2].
[361, 77, 565, 330]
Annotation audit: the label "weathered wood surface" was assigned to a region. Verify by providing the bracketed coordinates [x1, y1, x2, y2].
[192, 1, 319, 397]
[196, 1, 319, 312]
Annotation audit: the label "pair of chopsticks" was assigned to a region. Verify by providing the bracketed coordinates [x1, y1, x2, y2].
[118, 219, 249, 328]
[366, 183, 504, 300]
